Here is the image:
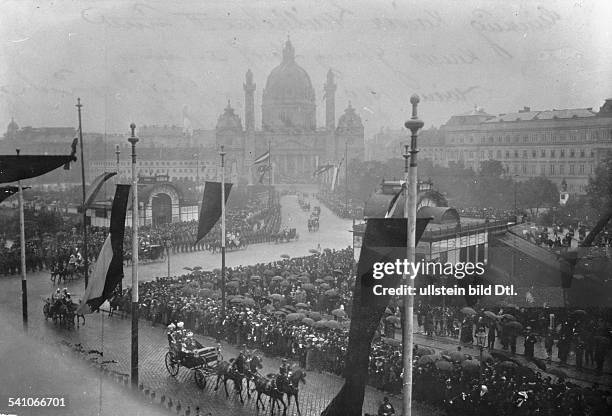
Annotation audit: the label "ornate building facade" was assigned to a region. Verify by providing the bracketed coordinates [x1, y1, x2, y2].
[215, 39, 365, 183]
[368, 99, 612, 194]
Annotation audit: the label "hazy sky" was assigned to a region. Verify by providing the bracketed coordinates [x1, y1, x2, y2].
[1, 0, 611, 138]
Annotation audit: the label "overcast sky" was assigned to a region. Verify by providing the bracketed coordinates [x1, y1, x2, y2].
[1, 0, 611, 138]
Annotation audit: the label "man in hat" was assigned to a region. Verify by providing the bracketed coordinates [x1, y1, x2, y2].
[377, 396, 395, 416]
[277, 358, 291, 390]
[524, 327, 537, 358]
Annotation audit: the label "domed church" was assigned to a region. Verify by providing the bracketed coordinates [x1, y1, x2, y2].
[215, 39, 365, 184]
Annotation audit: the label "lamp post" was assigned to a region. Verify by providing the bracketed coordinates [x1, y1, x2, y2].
[402, 95, 424, 416]
[220, 145, 227, 318]
[128, 123, 139, 389]
[476, 327, 487, 385]
[193, 152, 200, 189]
[16, 149, 27, 330]
[76, 98, 89, 289]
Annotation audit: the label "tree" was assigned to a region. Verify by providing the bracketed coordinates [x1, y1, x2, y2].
[517, 176, 558, 216]
[583, 156, 612, 245]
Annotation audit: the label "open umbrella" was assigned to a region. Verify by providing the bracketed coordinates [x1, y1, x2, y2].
[313, 320, 328, 328]
[417, 354, 439, 365]
[281, 254, 290, 259]
[324, 289, 338, 297]
[480, 351, 494, 363]
[504, 321, 523, 332]
[286, 313, 306, 322]
[501, 314, 516, 321]
[484, 311, 499, 320]
[332, 269, 343, 275]
[302, 283, 316, 291]
[436, 361, 453, 371]
[461, 307, 477, 316]
[302, 317, 315, 326]
[461, 360, 480, 373]
[447, 351, 466, 363]
[314, 278, 325, 284]
[308, 312, 322, 321]
[325, 321, 340, 329]
[297, 309, 309, 315]
[414, 346, 435, 357]
[323, 276, 335, 282]
[381, 337, 401, 347]
[309, 249, 320, 254]
[271, 276, 283, 282]
[386, 316, 400, 324]
[331, 309, 347, 318]
[497, 361, 518, 369]
[527, 357, 547, 371]
[284, 305, 297, 312]
[280, 280, 291, 287]
[264, 270, 275, 276]
[571, 309, 587, 316]
[298, 276, 310, 283]
[250, 275, 261, 281]
[295, 302, 309, 309]
[273, 310, 286, 316]
[269, 293, 284, 301]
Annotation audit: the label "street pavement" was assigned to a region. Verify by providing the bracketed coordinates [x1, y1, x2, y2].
[0, 195, 439, 416]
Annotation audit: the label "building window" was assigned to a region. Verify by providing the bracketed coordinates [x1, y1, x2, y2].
[496, 150, 502, 159]
[560, 164, 565, 174]
[522, 164, 527, 173]
[560, 150, 565, 158]
[550, 149, 556, 157]
[505, 151, 510, 159]
[541, 150, 545, 157]
[579, 164, 585, 174]
[570, 150, 575, 157]
[580, 149, 585, 157]
[549, 164, 555, 175]
[523, 150, 527, 158]
[532, 150, 536, 158]
[488, 150, 493, 158]
[540, 165, 546, 175]
[570, 165, 575, 174]
[514, 150, 519, 158]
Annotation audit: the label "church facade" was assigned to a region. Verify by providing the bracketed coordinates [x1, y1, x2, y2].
[215, 39, 365, 184]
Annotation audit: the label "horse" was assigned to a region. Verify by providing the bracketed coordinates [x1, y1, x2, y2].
[277, 368, 307, 416]
[252, 373, 286, 415]
[243, 354, 264, 399]
[214, 360, 246, 403]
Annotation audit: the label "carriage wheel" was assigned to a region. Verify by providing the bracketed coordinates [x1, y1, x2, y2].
[165, 352, 180, 376]
[193, 369, 206, 389]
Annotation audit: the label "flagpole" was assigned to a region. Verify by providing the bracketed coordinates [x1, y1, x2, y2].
[220, 145, 226, 318]
[16, 149, 27, 330]
[115, 144, 121, 293]
[128, 124, 139, 389]
[345, 139, 348, 216]
[268, 139, 271, 209]
[76, 98, 89, 288]
[402, 95, 424, 416]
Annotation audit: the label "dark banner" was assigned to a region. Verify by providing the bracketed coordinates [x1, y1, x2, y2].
[196, 181, 233, 243]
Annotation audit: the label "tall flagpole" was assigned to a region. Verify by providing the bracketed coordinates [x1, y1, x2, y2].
[402, 95, 424, 416]
[76, 98, 89, 288]
[220, 145, 226, 317]
[268, 139, 272, 209]
[128, 123, 139, 389]
[115, 144, 122, 293]
[16, 149, 27, 330]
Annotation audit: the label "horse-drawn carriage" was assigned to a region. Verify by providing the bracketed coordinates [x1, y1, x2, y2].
[165, 331, 222, 389]
[272, 228, 298, 243]
[307, 216, 319, 232]
[43, 297, 84, 328]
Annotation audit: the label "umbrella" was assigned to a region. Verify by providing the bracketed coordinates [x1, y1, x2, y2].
[313, 320, 328, 328]
[309, 249, 320, 254]
[414, 346, 435, 357]
[297, 309, 309, 315]
[284, 305, 297, 312]
[280, 254, 290, 259]
[295, 302, 309, 309]
[461, 360, 480, 372]
[417, 354, 439, 365]
[264, 270, 275, 276]
[315, 278, 325, 284]
[280, 280, 291, 287]
[331, 309, 347, 318]
[484, 311, 499, 320]
[332, 269, 343, 274]
[273, 310, 286, 316]
[571, 309, 587, 316]
[324, 289, 338, 297]
[286, 313, 306, 322]
[447, 351, 466, 363]
[548, 368, 567, 378]
[308, 312, 322, 321]
[480, 351, 494, 363]
[250, 275, 261, 281]
[386, 316, 400, 324]
[527, 357, 547, 371]
[286, 274, 298, 281]
[263, 304, 275, 312]
[282, 271, 291, 277]
[302, 283, 316, 291]
[302, 317, 315, 326]
[323, 276, 335, 282]
[504, 321, 523, 332]
[240, 297, 256, 306]
[461, 307, 477, 316]
[497, 361, 518, 369]
[298, 276, 310, 283]
[321, 283, 334, 291]
[269, 294, 284, 301]
[271, 276, 283, 282]
[436, 361, 453, 371]
[501, 314, 516, 321]
[325, 321, 340, 329]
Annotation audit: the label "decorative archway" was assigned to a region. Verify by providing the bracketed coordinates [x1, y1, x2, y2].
[151, 193, 172, 227]
[143, 183, 181, 226]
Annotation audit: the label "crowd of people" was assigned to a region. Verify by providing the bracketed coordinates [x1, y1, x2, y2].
[316, 190, 361, 219]
[100, 246, 611, 415]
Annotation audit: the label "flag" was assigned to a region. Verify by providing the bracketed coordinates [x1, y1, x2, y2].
[385, 184, 405, 218]
[77, 184, 130, 314]
[84, 172, 117, 208]
[331, 166, 339, 191]
[253, 151, 270, 165]
[195, 181, 233, 244]
[313, 164, 333, 177]
[0, 140, 77, 184]
[0, 186, 20, 203]
[257, 165, 270, 184]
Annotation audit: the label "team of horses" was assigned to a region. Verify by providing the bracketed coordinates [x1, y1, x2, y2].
[43, 298, 85, 329]
[49, 262, 88, 285]
[214, 354, 307, 415]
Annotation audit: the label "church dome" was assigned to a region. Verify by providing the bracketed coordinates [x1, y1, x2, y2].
[337, 102, 363, 132]
[262, 39, 316, 131]
[216, 101, 243, 132]
[263, 40, 315, 103]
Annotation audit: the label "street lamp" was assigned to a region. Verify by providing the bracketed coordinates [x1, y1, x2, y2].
[219, 145, 227, 318]
[476, 327, 487, 385]
[402, 95, 424, 416]
[128, 123, 139, 389]
[193, 153, 200, 188]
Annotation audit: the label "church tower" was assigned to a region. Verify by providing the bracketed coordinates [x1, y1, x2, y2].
[244, 69, 256, 132]
[324, 69, 336, 131]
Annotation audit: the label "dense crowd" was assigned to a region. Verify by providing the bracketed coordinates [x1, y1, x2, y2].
[104, 247, 612, 415]
[316, 190, 361, 219]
